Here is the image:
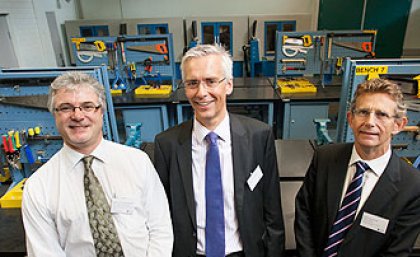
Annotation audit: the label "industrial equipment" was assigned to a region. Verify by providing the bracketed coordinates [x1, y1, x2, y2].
[244, 19, 297, 77]
[274, 30, 377, 89]
[70, 34, 177, 97]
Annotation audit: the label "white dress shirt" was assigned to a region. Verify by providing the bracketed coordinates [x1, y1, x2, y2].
[341, 146, 392, 216]
[22, 139, 173, 257]
[192, 114, 243, 255]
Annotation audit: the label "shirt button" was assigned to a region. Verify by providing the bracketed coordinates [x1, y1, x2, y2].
[192, 232, 197, 237]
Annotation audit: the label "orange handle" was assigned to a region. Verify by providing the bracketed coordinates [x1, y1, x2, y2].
[155, 43, 168, 54]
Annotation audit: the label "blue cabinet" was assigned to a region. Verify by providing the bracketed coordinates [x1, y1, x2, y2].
[115, 105, 169, 143]
[282, 102, 329, 139]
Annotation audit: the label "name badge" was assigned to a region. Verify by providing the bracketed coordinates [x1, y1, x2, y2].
[360, 212, 389, 234]
[247, 165, 263, 191]
[111, 197, 135, 215]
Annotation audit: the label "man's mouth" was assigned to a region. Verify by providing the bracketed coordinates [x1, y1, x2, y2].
[195, 100, 213, 106]
[360, 131, 378, 136]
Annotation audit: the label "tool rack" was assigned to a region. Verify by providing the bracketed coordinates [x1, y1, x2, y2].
[71, 34, 177, 95]
[337, 58, 420, 158]
[274, 30, 377, 89]
[0, 66, 119, 188]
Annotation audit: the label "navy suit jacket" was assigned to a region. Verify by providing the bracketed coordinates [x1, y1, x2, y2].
[295, 143, 420, 257]
[154, 114, 285, 257]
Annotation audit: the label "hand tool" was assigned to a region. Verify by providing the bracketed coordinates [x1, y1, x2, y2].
[126, 43, 168, 54]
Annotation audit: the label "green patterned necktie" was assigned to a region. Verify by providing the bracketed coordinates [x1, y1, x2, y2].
[83, 155, 124, 257]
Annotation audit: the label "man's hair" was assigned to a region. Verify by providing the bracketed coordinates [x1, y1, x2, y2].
[350, 78, 406, 118]
[180, 44, 233, 81]
[47, 71, 106, 113]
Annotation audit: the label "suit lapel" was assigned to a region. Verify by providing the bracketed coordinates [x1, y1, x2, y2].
[327, 144, 353, 229]
[343, 152, 400, 243]
[176, 121, 197, 229]
[230, 115, 249, 221]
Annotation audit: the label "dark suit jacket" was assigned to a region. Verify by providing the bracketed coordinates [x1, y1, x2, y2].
[295, 143, 420, 257]
[154, 114, 285, 257]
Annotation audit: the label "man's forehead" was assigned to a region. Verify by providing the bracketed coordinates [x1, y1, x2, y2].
[356, 93, 395, 106]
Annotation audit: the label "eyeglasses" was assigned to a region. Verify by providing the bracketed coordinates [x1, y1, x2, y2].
[54, 102, 102, 114]
[183, 77, 226, 90]
[352, 108, 397, 122]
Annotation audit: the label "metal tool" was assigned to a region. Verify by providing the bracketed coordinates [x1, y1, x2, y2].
[314, 118, 333, 145]
[333, 41, 372, 53]
[0, 95, 48, 109]
[126, 43, 168, 54]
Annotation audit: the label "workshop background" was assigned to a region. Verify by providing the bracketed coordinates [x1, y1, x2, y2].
[0, 0, 419, 69]
[0, 0, 419, 257]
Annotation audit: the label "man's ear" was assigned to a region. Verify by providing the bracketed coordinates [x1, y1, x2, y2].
[346, 111, 353, 126]
[226, 78, 233, 96]
[392, 116, 408, 135]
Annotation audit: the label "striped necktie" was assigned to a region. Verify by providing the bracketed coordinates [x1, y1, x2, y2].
[322, 161, 369, 257]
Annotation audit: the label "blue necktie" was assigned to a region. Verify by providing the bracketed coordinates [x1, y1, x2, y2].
[322, 161, 369, 257]
[205, 132, 225, 257]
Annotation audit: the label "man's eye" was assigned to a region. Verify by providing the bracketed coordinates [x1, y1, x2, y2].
[376, 111, 389, 118]
[60, 106, 73, 112]
[359, 110, 370, 116]
[82, 104, 96, 109]
[206, 79, 217, 85]
[187, 80, 198, 86]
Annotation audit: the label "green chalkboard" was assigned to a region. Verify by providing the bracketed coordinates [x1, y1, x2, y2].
[364, 0, 412, 57]
[318, 0, 364, 30]
[318, 0, 412, 57]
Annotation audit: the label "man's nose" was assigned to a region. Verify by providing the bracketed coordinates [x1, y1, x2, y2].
[71, 108, 85, 119]
[195, 83, 208, 96]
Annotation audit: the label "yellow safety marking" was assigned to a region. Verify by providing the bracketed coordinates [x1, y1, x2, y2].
[413, 75, 420, 98]
[355, 66, 388, 75]
[367, 73, 380, 80]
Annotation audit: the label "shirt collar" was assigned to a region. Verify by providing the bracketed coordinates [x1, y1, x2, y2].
[62, 138, 107, 169]
[349, 145, 392, 177]
[193, 113, 231, 143]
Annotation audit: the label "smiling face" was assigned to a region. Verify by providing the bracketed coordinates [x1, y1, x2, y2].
[184, 55, 233, 130]
[53, 85, 104, 155]
[347, 93, 407, 159]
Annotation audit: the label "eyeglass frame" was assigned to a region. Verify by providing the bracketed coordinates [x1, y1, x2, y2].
[54, 102, 102, 114]
[351, 107, 399, 122]
[182, 77, 227, 90]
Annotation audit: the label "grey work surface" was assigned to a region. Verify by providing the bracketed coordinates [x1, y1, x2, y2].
[275, 139, 315, 250]
[280, 181, 303, 250]
[275, 139, 315, 178]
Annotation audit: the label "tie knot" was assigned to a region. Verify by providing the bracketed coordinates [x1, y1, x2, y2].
[206, 132, 219, 145]
[356, 161, 370, 173]
[82, 155, 94, 169]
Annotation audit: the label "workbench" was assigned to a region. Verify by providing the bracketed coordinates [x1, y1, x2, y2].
[279, 84, 341, 139]
[111, 77, 343, 144]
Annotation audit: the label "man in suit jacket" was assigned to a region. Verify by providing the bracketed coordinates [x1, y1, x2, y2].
[154, 44, 285, 257]
[295, 78, 420, 257]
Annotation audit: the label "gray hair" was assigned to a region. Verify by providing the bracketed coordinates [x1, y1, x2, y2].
[180, 44, 233, 81]
[350, 78, 407, 118]
[47, 71, 106, 113]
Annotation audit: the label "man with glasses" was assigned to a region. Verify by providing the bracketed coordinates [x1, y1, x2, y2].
[154, 44, 285, 257]
[22, 72, 173, 257]
[295, 78, 420, 257]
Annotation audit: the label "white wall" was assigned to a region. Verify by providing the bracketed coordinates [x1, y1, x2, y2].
[0, 0, 77, 67]
[79, 0, 317, 19]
